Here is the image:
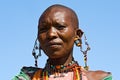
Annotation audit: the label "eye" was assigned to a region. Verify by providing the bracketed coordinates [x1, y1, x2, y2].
[38, 26, 48, 33]
[56, 24, 66, 30]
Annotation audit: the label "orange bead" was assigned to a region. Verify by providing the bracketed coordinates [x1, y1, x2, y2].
[56, 65, 61, 69]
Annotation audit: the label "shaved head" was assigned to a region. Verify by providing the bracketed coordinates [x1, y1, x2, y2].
[37, 4, 83, 59]
[39, 4, 79, 29]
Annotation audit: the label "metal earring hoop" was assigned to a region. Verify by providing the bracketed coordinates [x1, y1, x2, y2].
[80, 34, 90, 70]
[74, 34, 90, 70]
[32, 38, 41, 67]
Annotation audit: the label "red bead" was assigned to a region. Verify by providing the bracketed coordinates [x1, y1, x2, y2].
[56, 65, 61, 69]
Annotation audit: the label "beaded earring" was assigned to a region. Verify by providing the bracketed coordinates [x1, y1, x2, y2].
[32, 38, 41, 67]
[74, 34, 90, 70]
[74, 36, 82, 47]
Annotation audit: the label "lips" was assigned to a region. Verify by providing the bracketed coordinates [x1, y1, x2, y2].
[48, 42, 61, 46]
[46, 41, 62, 48]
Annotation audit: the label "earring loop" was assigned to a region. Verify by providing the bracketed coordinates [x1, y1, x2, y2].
[80, 34, 90, 70]
[74, 34, 90, 70]
[32, 38, 41, 67]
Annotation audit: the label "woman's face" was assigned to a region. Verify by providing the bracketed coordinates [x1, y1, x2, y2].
[38, 8, 77, 59]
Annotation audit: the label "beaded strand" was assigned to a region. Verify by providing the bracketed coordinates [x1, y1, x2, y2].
[41, 66, 82, 80]
[32, 61, 82, 80]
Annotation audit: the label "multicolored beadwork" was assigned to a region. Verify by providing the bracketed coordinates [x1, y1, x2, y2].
[49, 61, 76, 71]
[31, 60, 83, 80]
[74, 36, 82, 47]
[40, 60, 82, 80]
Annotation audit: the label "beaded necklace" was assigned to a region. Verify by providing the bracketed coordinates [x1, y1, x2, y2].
[32, 60, 82, 80]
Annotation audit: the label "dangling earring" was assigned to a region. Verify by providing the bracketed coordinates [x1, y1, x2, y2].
[32, 38, 41, 67]
[74, 36, 82, 47]
[74, 34, 90, 70]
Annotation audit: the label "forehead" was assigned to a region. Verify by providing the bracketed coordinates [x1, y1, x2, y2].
[39, 7, 72, 23]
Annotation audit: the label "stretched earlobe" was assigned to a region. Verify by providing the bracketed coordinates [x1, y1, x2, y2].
[74, 36, 82, 47]
[76, 29, 83, 38]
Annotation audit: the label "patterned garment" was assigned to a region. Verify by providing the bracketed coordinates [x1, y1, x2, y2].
[12, 66, 112, 80]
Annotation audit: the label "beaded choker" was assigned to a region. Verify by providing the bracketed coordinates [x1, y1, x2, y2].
[32, 60, 83, 80]
[41, 60, 82, 79]
[49, 61, 77, 70]
[44, 60, 78, 71]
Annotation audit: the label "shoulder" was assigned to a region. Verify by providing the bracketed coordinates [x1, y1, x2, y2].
[12, 66, 42, 80]
[21, 66, 40, 74]
[21, 66, 42, 79]
[86, 70, 112, 80]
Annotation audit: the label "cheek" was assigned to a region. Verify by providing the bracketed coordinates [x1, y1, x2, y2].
[60, 28, 75, 47]
[38, 34, 46, 46]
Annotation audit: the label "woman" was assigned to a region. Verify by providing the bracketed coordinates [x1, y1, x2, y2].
[12, 4, 112, 80]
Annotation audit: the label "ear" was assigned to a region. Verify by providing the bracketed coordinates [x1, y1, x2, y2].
[76, 29, 83, 38]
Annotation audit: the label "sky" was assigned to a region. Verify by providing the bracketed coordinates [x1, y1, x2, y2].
[0, 0, 120, 80]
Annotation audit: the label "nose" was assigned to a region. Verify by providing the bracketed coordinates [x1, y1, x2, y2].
[47, 27, 58, 39]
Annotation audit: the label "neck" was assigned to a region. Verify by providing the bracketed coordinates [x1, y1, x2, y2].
[47, 53, 74, 65]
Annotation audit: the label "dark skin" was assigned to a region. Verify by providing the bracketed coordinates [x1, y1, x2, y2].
[38, 5, 82, 65]
[37, 4, 111, 80]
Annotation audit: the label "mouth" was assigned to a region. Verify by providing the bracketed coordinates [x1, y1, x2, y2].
[46, 42, 62, 48]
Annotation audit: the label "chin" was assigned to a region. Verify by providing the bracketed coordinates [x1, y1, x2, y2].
[47, 52, 64, 59]
[49, 54, 62, 59]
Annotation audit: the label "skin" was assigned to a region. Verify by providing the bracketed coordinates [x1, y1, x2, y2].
[37, 4, 111, 80]
[38, 5, 82, 65]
